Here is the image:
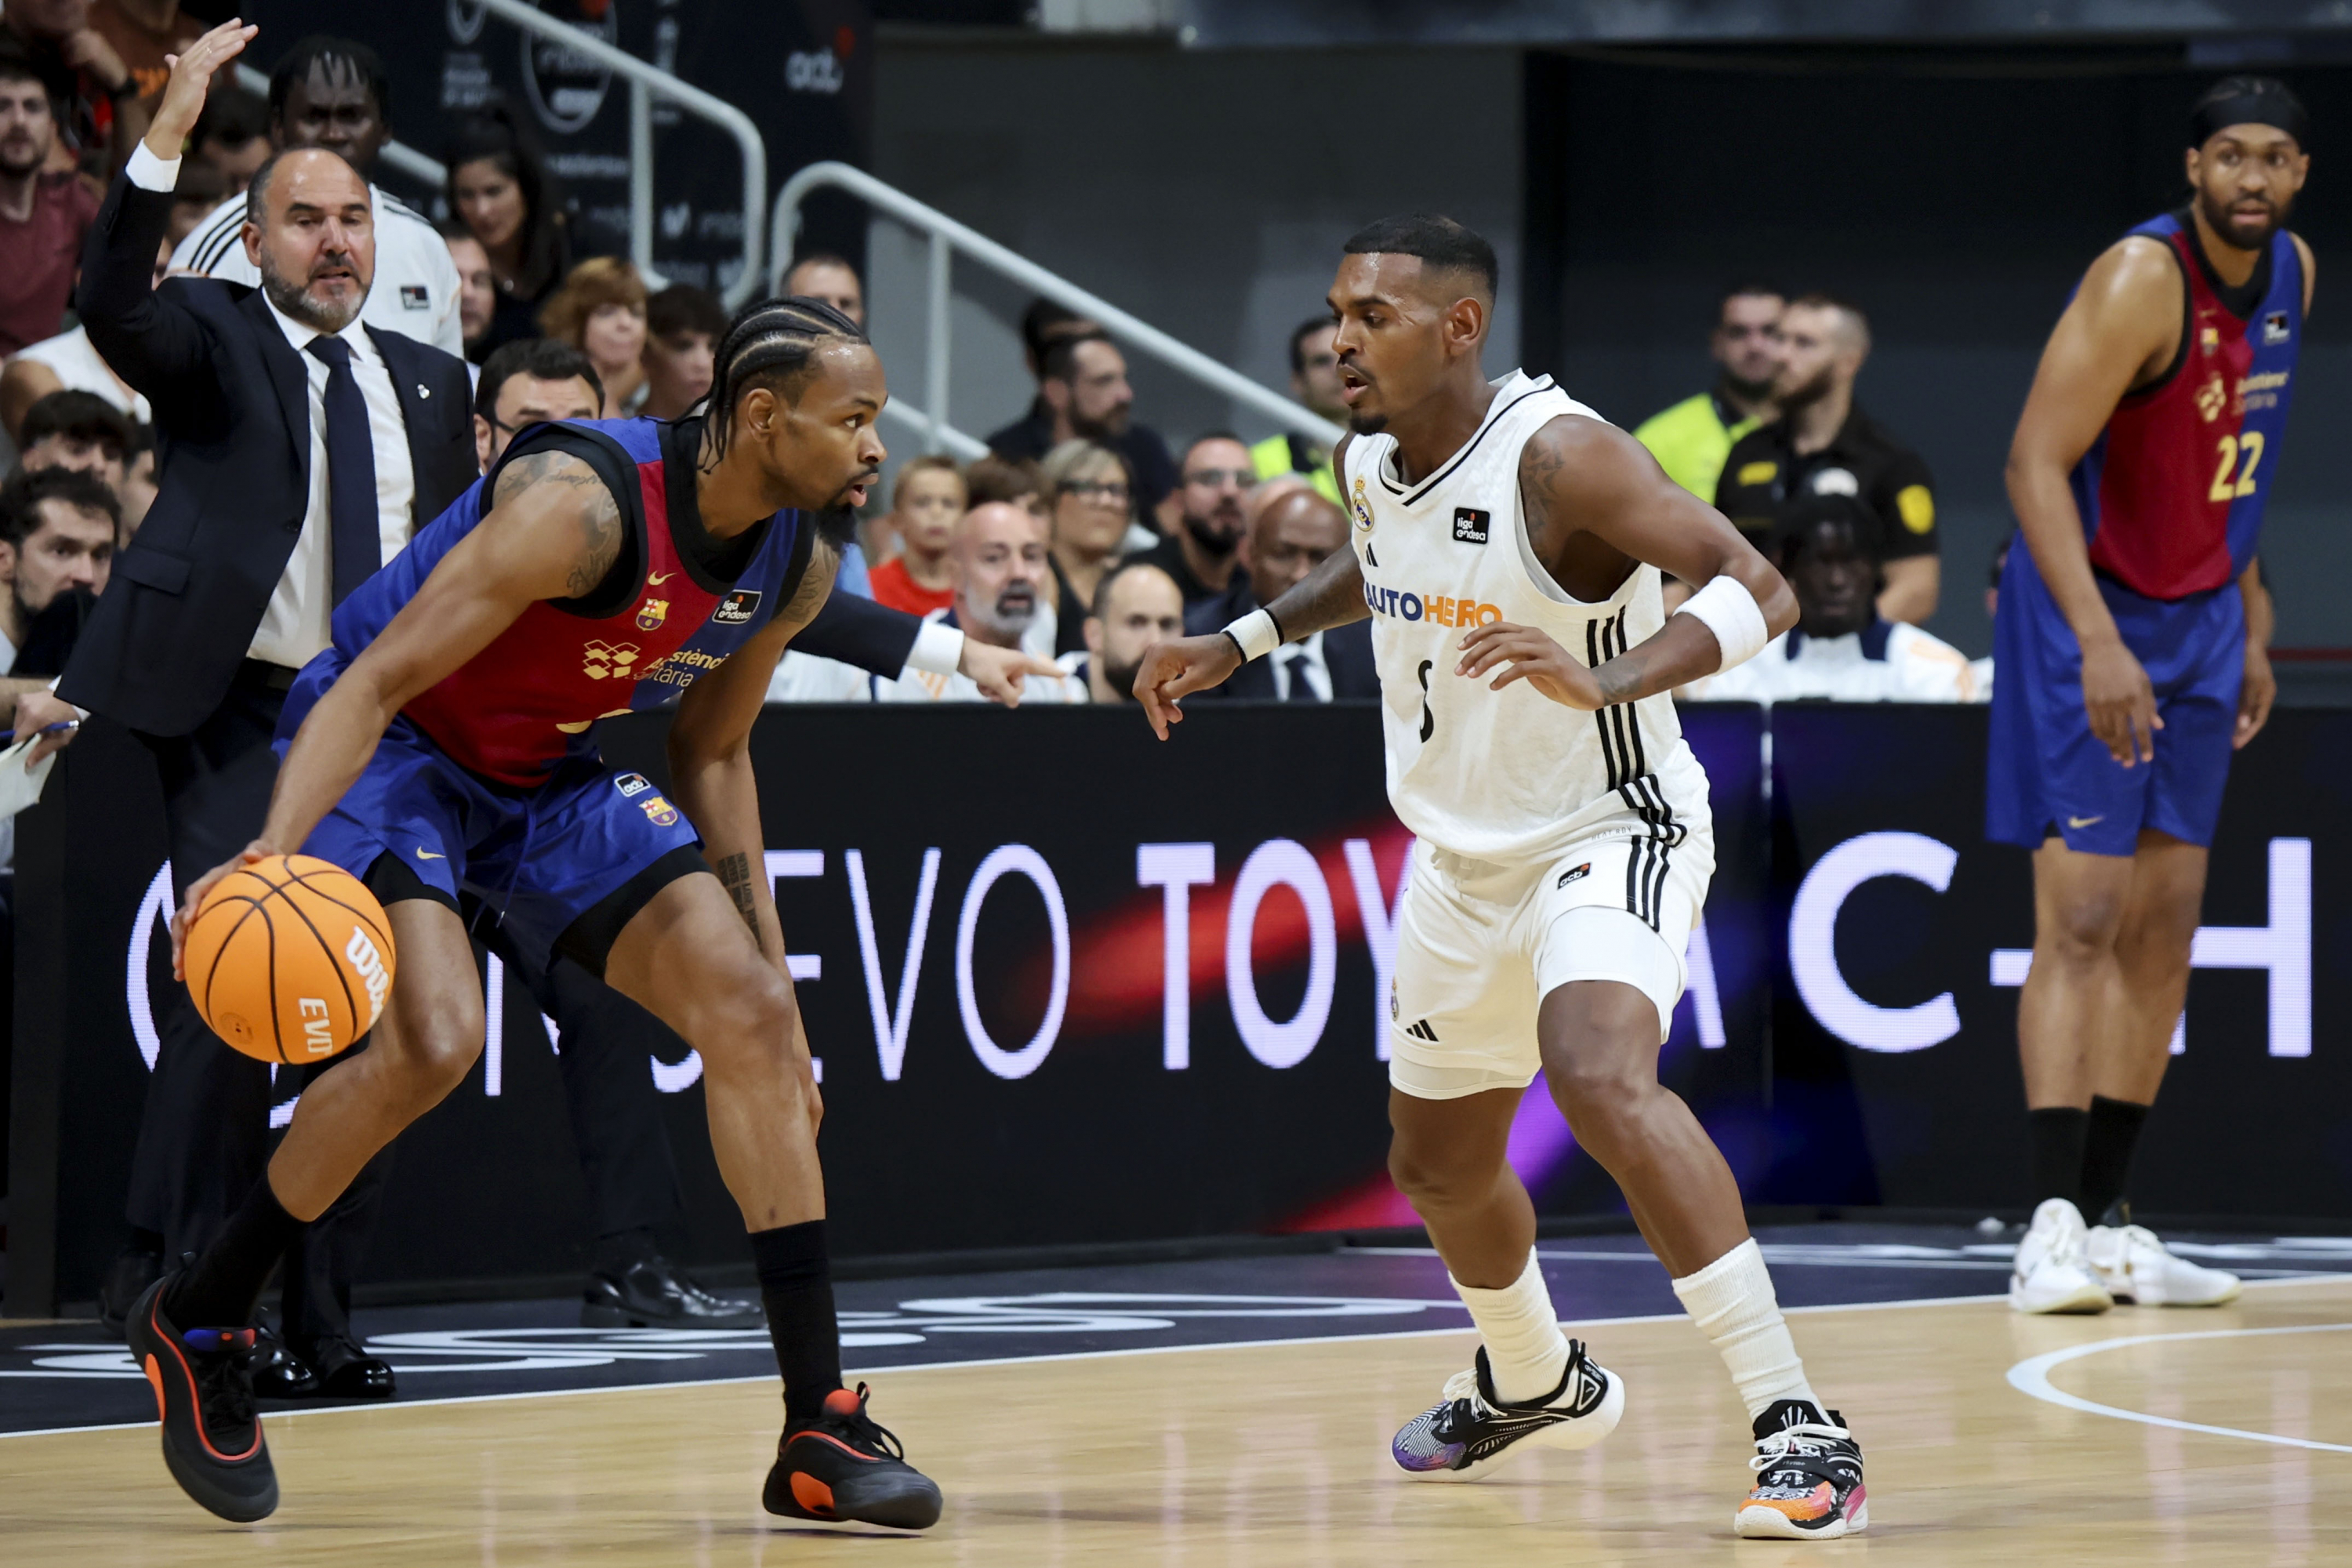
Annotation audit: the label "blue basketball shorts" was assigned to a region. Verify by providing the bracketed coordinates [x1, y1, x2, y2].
[1985, 543, 2245, 858]
[275, 659, 705, 969]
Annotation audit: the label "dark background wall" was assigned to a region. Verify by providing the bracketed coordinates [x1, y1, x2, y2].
[1523, 51, 2352, 656]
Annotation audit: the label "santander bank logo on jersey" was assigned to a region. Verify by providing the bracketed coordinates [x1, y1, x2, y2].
[1361, 575, 1503, 629]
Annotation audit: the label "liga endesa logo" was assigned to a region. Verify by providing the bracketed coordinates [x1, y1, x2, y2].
[1361, 578, 1503, 629]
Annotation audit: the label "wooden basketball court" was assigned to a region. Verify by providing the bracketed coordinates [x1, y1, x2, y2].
[4, 1274, 2347, 1563]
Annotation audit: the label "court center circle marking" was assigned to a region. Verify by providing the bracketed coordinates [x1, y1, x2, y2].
[2007, 1321, 2352, 1454]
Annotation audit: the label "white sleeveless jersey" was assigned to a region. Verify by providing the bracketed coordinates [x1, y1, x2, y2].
[1341, 369, 1711, 866]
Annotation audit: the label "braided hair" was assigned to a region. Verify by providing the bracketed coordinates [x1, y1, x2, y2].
[700, 295, 872, 463]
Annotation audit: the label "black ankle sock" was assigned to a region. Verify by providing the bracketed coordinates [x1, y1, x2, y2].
[2029, 1107, 2090, 1207]
[164, 1178, 307, 1328]
[751, 1218, 842, 1424]
[2078, 1095, 2151, 1225]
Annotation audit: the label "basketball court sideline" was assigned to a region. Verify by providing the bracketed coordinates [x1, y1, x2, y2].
[4, 1223, 2350, 1563]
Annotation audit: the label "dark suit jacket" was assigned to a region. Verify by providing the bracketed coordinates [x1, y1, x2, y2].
[60, 173, 476, 737]
[1209, 616, 1380, 701]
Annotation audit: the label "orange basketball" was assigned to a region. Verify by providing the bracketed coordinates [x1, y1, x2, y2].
[182, 855, 397, 1065]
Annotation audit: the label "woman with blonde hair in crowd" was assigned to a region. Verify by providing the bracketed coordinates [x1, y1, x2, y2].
[1038, 439, 1136, 657]
[539, 257, 649, 417]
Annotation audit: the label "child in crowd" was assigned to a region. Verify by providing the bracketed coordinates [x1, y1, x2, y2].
[866, 455, 966, 615]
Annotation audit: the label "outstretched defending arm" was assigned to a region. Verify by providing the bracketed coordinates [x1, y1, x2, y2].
[665, 540, 840, 980]
[167, 451, 623, 968]
[1132, 434, 1369, 738]
[1454, 416, 1796, 709]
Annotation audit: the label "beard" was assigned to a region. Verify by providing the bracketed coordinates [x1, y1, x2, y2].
[1777, 364, 1835, 413]
[1070, 405, 1130, 441]
[259, 248, 365, 333]
[1181, 510, 1241, 559]
[1346, 408, 1388, 435]
[1722, 368, 1777, 403]
[967, 583, 1037, 641]
[2198, 185, 2287, 252]
[1099, 655, 1143, 702]
[812, 505, 859, 551]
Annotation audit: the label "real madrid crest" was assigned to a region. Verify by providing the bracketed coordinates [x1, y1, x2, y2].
[1352, 473, 1374, 530]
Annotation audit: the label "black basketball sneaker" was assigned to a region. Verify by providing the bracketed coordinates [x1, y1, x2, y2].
[764, 1384, 942, 1530]
[124, 1276, 278, 1522]
[1735, 1399, 1867, 1539]
[1390, 1341, 1624, 1480]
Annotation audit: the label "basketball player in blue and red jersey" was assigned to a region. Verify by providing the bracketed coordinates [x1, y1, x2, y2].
[132, 296, 949, 1529]
[1994, 77, 2308, 1316]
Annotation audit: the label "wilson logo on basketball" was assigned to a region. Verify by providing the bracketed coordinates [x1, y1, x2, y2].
[345, 927, 392, 1022]
[583, 641, 640, 680]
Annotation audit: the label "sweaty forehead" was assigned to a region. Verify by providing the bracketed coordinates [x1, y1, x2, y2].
[1331, 252, 1480, 312]
[270, 150, 371, 210]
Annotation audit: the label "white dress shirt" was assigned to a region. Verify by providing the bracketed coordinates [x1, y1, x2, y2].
[1272, 630, 1333, 702]
[126, 144, 423, 669]
[872, 608, 1083, 703]
[171, 183, 466, 356]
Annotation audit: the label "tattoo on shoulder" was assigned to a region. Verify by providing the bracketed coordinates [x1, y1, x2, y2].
[491, 451, 623, 599]
[714, 851, 760, 936]
[780, 538, 837, 625]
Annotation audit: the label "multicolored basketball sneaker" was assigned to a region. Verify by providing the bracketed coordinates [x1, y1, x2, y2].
[764, 1384, 943, 1530]
[1391, 1341, 1624, 1481]
[1735, 1399, 1867, 1540]
[124, 1276, 278, 1522]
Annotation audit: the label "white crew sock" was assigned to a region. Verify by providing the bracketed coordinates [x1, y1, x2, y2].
[1452, 1250, 1572, 1405]
[1671, 1238, 1820, 1421]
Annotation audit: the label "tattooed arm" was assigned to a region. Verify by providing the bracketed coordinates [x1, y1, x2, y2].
[1131, 438, 1370, 739]
[172, 452, 626, 958]
[1453, 416, 1795, 711]
[664, 538, 840, 976]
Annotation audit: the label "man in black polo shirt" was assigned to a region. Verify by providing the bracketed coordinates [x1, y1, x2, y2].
[1714, 293, 1940, 623]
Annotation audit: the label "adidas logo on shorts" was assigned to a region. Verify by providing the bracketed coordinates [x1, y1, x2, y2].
[1403, 1019, 1440, 1043]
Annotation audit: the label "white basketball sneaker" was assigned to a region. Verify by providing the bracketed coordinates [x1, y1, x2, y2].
[2086, 1223, 2242, 1307]
[2009, 1198, 2114, 1315]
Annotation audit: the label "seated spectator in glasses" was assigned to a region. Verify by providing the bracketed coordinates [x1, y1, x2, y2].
[0, 50, 102, 358]
[987, 325, 1180, 525]
[439, 220, 496, 363]
[1682, 495, 1977, 704]
[1191, 479, 1377, 701]
[186, 80, 267, 194]
[0, 462, 114, 686]
[1073, 558, 1183, 705]
[1038, 439, 1134, 657]
[1250, 317, 1346, 504]
[875, 501, 1082, 703]
[472, 336, 602, 471]
[1127, 432, 1254, 622]
[640, 282, 725, 419]
[783, 252, 864, 328]
[539, 256, 648, 417]
[866, 455, 964, 616]
[14, 388, 131, 494]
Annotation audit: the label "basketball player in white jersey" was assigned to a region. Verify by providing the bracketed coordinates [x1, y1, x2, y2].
[1136, 216, 1866, 1540]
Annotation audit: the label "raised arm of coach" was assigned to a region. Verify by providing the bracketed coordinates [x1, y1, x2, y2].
[52, 20, 474, 740]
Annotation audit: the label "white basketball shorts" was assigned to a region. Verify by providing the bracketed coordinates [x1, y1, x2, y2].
[1386, 825, 1715, 1102]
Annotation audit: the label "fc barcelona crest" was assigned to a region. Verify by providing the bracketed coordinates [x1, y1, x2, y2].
[639, 795, 680, 827]
[636, 597, 669, 631]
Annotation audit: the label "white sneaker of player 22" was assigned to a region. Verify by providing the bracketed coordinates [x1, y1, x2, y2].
[2086, 1224, 2242, 1307]
[2009, 1198, 2114, 1315]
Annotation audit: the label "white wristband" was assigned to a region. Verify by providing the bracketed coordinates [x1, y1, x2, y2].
[1221, 608, 1282, 662]
[1675, 575, 1770, 672]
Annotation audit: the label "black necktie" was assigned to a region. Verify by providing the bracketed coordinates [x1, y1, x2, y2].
[1277, 644, 1318, 702]
[306, 334, 380, 605]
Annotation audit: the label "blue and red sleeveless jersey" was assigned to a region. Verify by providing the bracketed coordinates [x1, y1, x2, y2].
[2067, 213, 2302, 602]
[326, 416, 811, 786]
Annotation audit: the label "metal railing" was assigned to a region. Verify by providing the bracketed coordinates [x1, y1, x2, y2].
[771, 160, 1345, 458]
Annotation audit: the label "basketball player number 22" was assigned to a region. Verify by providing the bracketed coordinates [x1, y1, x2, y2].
[2209, 431, 2265, 503]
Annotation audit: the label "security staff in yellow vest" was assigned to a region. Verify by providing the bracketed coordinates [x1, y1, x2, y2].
[1249, 314, 1346, 504]
[1632, 281, 1785, 501]
[1715, 293, 1940, 625]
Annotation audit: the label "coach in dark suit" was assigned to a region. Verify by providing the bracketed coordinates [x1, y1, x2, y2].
[1183, 480, 1379, 701]
[24, 25, 474, 1388]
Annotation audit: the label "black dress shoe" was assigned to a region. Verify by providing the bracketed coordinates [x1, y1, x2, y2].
[583, 1253, 764, 1329]
[98, 1248, 162, 1338]
[245, 1324, 321, 1399]
[302, 1335, 396, 1399]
